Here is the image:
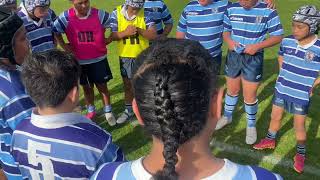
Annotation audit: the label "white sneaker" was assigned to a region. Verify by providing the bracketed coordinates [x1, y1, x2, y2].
[215, 116, 232, 130]
[105, 112, 116, 126]
[246, 127, 257, 145]
[116, 110, 134, 124]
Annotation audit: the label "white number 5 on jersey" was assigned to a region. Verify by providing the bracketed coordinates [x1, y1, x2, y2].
[27, 140, 55, 180]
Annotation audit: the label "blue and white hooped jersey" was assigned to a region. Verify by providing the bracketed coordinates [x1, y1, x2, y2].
[275, 36, 320, 106]
[144, 0, 173, 35]
[223, 1, 283, 47]
[11, 112, 125, 180]
[17, 6, 57, 53]
[177, 0, 230, 58]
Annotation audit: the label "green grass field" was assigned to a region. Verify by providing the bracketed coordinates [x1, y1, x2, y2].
[51, 1, 320, 179]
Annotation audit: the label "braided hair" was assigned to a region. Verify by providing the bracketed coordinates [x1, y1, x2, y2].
[132, 38, 218, 180]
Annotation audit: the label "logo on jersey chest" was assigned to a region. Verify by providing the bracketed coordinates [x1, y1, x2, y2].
[230, 16, 243, 21]
[305, 51, 315, 61]
[186, 11, 199, 16]
[255, 16, 263, 23]
[211, 8, 218, 13]
[152, 7, 159, 12]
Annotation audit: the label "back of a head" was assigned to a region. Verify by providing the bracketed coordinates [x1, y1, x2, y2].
[0, 6, 23, 64]
[132, 38, 218, 180]
[21, 49, 81, 108]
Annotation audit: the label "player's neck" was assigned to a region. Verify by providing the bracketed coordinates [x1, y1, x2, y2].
[28, 12, 41, 22]
[241, 0, 259, 9]
[298, 34, 317, 46]
[143, 135, 223, 177]
[37, 103, 75, 116]
[75, 8, 90, 18]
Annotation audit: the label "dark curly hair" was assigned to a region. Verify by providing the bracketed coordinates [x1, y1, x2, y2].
[132, 38, 218, 180]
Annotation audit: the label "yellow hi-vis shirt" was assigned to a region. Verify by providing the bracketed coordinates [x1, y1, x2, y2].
[117, 6, 149, 58]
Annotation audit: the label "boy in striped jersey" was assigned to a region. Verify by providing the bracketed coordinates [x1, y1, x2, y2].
[17, 0, 57, 53]
[11, 50, 125, 179]
[0, 7, 35, 179]
[176, 0, 275, 121]
[144, 0, 173, 37]
[53, 0, 116, 125]
[254, 5, 320, 174]
[217, 0, 283, 145]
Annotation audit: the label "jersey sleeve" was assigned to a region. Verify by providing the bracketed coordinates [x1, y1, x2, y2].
[110, 9, 119, 32]
[49, 9, 57, 22]
[145, 13, 155, 29]
[90, 162, 125, 180]
[251, 166, 283, 180]
[177, 8, 187, 33]
[160, 3, 173, 25]
[98, 10, 112, 29]
[267, 10, 284, 36]
[96, 135, 125, 169]
[0, 94, 34, 130]
[53, 11, 69, 34]
[278, 39, 285, 56]
[223, 8, 232, 32]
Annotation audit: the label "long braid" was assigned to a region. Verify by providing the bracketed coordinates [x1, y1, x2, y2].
[132, 38, 218, 180]
[154, 66, 180, 180]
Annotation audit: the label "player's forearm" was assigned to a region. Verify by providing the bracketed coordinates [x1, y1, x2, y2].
[111, 31, 129, 40]
[105, 33, 113, 45]
[55, 33, 67, 49]
[137, 27, 157, 40]
[163, 24, 173, 37]
[314, 77, 320, 87]
[256, 35, 283, 50]
[176, 31, 186, 39]
[278, 56, 283, 69]
[223, 31, 234, 47]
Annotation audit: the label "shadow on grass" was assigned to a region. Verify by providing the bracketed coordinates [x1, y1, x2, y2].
[115, 125, 151, 156]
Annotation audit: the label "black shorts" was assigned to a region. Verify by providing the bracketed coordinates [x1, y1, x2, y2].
[225, 50, 263, 82]
[80, 59, 113, 85]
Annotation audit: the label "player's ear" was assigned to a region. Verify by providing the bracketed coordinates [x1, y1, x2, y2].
[208, 91, 219, 131]
[132, 98, 144, 125]
[68, 86, 79, 104]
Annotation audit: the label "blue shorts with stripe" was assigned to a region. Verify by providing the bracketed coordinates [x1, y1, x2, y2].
[225, 50, 263, 82]
[272, 94, 309, 115]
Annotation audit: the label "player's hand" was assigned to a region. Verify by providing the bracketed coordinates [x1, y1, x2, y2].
[228, 40, 239, 51]
[310, 87, 314, 97]
[105, 37, 113, 45]
[125, 25, 137, 37]
[265, 0, 276, 9]
[244, 44, 260, 55]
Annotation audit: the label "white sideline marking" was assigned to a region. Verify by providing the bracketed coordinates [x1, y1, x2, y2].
[210, 138, 320, 177]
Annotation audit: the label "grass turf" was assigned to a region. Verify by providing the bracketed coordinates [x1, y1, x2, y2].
[50, 0, 320, 179]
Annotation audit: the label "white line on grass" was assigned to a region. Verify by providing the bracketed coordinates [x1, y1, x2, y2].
[210, 138, 320, 177]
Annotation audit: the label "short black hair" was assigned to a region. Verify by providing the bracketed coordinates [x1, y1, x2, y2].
[21, 49, 81, 108]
